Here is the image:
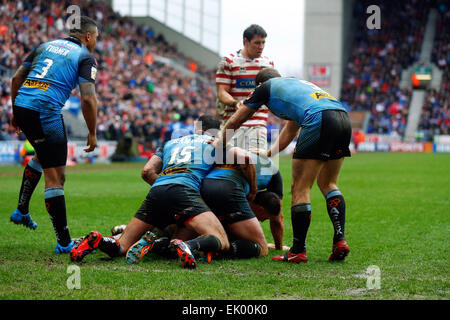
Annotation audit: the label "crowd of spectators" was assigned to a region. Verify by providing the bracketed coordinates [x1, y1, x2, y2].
[340, 0, 433, 137]
[419, 0, 450, 140]
[1, 0, 448, 148]
[0, 0, 219, 151]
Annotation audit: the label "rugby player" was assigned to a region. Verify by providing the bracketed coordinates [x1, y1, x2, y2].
[9, 16, 99, 253]
[219, 68, 352, 263]
[216, 24, 274, 150]
[200, 152, 284, 257]
[125, 152, 284, 264]
[70, 115, 240, 269]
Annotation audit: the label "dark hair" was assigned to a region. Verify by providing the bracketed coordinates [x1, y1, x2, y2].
[196, 115, 220, 132]
[243, 24, 267, 43]
[254, 191, 280, 216]
[69, 16, 98, 35]
[255, 68, 281, 86]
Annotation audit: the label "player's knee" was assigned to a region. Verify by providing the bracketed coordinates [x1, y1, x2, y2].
[219, 235, 230, 251]
[258, 241, 268, 257]
[60, 173, 66, 186]
[317, 180, 338, 196]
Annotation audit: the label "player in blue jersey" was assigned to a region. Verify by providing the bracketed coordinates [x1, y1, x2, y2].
[219, 68, 351, 263]
[122, 151, 283, 263]
[200, 152, 284, 258]
[9, 16, 99, 253]
[70, 115, 236, 269]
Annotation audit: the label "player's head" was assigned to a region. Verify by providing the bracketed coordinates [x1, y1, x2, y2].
[69, 16, 99, 53]
[253, 191, 281, 217]
[255, 68, 281, 86]
[243, 24, 267, 59]
[194, 115, 220, 137]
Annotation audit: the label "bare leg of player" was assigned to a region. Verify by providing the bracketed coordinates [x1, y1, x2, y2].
[227, 218, 268, 257]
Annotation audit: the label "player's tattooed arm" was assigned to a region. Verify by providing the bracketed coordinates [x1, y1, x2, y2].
[79, 81, 96, 96]
[142, 154, 163, 186]
[11, 65, 30, 106]
[79, 82, 98, 152]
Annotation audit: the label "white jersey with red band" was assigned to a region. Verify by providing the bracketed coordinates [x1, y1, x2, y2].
[216, 50, 274, 127]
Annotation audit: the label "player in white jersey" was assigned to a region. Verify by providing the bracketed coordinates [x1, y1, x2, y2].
[216, 24, 274, 151]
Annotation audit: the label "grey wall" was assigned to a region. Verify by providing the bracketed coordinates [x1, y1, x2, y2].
[132, 16, 221, 70]
[303, 0, 355, 98]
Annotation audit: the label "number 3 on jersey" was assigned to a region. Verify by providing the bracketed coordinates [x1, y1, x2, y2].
[168, 146, 195, 165]
[35, 58, 54, 79]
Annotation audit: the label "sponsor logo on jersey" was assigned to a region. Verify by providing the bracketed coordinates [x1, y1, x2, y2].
[23, 79, 50, 91]
[236, 78, 256, 89]
[91, 66, 97, 80]
[160, 166, 189, 176]
[310, 91, 337, 101]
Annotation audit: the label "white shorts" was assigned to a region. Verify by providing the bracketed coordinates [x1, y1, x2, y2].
[227, 126, 268, 151]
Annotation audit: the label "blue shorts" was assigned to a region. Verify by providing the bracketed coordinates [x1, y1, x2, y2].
[13, 106, 67, 169]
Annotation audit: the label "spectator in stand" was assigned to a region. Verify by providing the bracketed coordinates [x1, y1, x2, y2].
[340, 0, 432, 138]
[0, 0, 240, 151]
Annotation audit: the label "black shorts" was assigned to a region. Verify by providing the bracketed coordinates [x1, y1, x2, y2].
[200, 178, 255, 225]
[134, 184, 211, 229]
[293, 109, 351, 161]
[266, 171, 283, 199]
[13, 106, 67, 169]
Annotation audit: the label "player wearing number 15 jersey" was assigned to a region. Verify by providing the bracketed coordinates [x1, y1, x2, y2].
[9, 16, 99, 254]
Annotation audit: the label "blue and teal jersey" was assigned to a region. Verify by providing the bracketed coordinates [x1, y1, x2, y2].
[205, 153, 279, 195]
[14, 36, 97, 114]
[244, 78, 346, 126]
[152, 134, 216, 191]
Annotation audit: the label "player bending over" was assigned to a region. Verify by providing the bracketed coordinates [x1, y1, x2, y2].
[71, 115, 235, 269]
[219, 68, 352, 263]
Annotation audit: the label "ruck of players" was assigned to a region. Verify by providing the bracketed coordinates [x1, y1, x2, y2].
[9, 19, 351, 269]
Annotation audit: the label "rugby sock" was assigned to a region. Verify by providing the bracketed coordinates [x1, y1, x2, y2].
[151, 237, 171, 254]
[290, 203, 311, 254]
[325, 189, 346, 243]
[226, 239, 261, 259]
[98, 237, 121, 258]
[17, 159, 42, 214]
[185, 235, 222, 253]
[44, 188, 71, 247]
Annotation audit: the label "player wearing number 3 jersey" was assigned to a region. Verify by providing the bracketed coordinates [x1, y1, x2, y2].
[9, 16, 99, 254]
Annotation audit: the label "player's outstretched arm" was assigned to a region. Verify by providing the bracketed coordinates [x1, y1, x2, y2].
[220, 103, 256, 146]
[268, 120, 300, 157]
[141, 154, 163, 186]
[269, 206, 284, 250]
[79, 82, 98, 152]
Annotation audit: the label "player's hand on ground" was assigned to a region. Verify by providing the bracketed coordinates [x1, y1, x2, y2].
[84, 132, 97, 152]
[267, 243, 290, 251]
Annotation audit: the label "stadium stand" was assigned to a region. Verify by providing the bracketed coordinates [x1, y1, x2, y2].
[1, 0, 448, 150]
[419, 0, 450, 141]
[0, 0, 218, 153]
[340, 0, 435, 138]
